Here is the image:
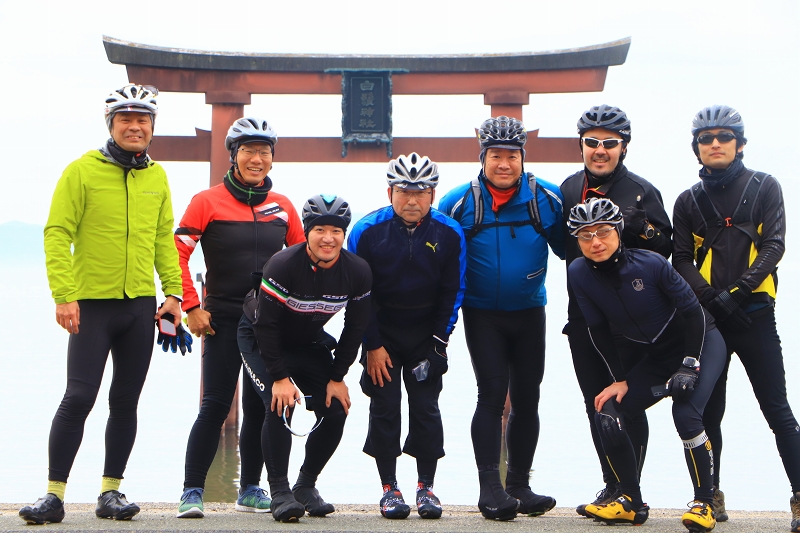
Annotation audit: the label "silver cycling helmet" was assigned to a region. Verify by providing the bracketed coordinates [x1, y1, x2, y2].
[302, 194, 352, 234]
[567, 198, 624, 236]
[478, 116, 527, 151]
[577, 105, 631, 143]
[226, 117, 278, 162]
[104, 84, 158, 132]
[386, 153, 439, 190]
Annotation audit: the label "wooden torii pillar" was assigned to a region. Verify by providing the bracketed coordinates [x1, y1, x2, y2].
[104, 36, 631, 186]
[103, 37, 630, 431]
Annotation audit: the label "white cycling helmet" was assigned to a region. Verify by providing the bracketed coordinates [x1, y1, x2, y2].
[386, 153, 439, 190]
[225, 117, 278, 162]
[104, 84, 158, 132]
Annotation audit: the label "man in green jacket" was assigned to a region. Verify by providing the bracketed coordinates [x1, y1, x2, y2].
[19, 84, 184, 525]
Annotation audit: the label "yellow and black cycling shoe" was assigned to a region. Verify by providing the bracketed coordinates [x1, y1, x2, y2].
[681, 500, 716, 532]
[589, 494, 649, 526]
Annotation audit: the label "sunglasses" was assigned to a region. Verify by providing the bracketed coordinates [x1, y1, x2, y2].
[582, 137, 625, 149]
[575, 226, 616, 241]
[696, 132, 737, 145]
[282, 396, 324, 437]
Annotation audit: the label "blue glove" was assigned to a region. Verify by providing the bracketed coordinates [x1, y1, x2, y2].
[156, 313, 193, 355]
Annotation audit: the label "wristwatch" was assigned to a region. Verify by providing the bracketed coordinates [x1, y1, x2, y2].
[682, 357, 700, 369]
[641, 223, 656, 240]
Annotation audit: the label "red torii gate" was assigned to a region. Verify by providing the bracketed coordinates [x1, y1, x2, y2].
[103, 36, 630, 187]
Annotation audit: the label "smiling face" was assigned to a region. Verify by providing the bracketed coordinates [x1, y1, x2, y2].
[306, 225, 344, 267]
[111, 111, 153, 152]
[581, 128, 625, 178]
[234, 141, 273, 185]
[576, 223, 620, 262]
[483, 148, 523, 189]
[697, 127, 743, 170]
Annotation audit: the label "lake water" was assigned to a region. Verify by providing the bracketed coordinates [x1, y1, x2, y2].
[2, 252, 797, 512]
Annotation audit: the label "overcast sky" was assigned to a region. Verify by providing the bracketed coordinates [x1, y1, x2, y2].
[1, 0, 797, 229]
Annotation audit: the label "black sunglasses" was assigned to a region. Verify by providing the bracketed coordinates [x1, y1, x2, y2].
[697, 132, 737, 145]
[582, 137, 625, 149]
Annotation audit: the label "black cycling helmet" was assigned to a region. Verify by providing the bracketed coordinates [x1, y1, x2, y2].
[567, 198, 624, 236]
[577, 105, 631, 143]
[691, 105, 746, 161]
[302, 194, 352, 234]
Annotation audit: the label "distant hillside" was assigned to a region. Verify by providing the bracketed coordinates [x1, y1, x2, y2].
[0, 221, 45, 264]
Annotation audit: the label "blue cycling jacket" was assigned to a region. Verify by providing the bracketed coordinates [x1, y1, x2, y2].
[348, 206, 466, 350]
[438, 172, 565, 311]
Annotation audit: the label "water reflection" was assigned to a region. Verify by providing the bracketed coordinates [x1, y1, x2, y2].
[204, 426, 241, 503]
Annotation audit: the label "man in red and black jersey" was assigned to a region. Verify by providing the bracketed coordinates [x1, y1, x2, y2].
[238, 195, 372, 522]
[173, 117, 304, 518]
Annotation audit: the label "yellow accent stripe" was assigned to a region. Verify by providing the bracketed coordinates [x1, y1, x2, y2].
[605, 456, 621, 483]
[687, 449, 701, 488]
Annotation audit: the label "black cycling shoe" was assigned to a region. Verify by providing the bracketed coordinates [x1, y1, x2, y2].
[270, 491, 306, 522]
[95, 490, 140, 520]
[416, 483, 443, 519]
[478, 471, 519, 521]
[19, 494, 65, 525]
[507, 486, 556, 516]
[292, 486, 335, 517]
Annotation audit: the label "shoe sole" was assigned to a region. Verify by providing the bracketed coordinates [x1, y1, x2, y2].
[97, 508, 140, 521]
[682, 518, 715, 532]
[176, 507, 204, 519]
[20, 516, 62, 525]
[235, 503, 272, 513]
[381, 510, 411, 519]
[272, 503, 306, 522]
[418, 505, 442, 519]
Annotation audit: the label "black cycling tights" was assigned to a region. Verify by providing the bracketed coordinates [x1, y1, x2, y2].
[48, 297, 156, 483]
[463, 306, 545, 473]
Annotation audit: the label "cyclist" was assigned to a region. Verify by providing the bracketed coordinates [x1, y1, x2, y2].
[438, 116, 564, 520]
[560, 105, 672, 515]
[672, 105, 800, 531]
[173, 117, 304, 518]
[238, 195, 372, 522]
[20, 84, 183, 524]
[567, 198, 724, 532]
[348, 153, 466, 519]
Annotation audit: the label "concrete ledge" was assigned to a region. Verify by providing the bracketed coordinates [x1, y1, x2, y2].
[0, 503, 792, 532]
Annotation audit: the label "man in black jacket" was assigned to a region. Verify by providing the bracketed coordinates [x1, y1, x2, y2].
[672, 105, 800, 531]
[560, 105, 672, 516]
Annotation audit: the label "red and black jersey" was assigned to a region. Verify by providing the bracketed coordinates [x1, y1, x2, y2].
[175, 171, 305, 317]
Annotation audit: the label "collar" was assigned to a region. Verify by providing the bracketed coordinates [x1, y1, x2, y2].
[223, 168, 273, 206]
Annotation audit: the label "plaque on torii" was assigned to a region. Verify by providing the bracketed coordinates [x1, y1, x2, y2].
[103, 36, 630, 187]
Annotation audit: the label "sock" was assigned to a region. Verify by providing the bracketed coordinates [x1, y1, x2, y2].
[47, 481, 66, 501]
[100, 477, 121, 495]
[376, 457, 397, 486]
[682, 431, 714, 503]
[416, 458, 437, 487]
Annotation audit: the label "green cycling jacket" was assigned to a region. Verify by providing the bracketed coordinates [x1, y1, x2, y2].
[44, 150, 183, 303]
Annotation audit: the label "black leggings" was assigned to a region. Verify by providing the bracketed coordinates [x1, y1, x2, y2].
[599, 328, 726, 502]
[463, 306, 545, 473]
[567, 318, 649, 485]
[48, 297, 156, 483]
[704, 307, 800, 492]
[183, 314, 265, 489]
[238, 317, 346, 487]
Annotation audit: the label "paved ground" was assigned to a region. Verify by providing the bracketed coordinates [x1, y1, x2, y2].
[0, 503, 793, 532]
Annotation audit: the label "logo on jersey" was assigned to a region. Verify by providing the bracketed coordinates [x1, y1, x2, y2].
[632, 279, 644, 291]
[426, 242, 438, 252]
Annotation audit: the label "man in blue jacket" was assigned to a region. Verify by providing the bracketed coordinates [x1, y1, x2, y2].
[348, 153, 466, 520]
[438, 116, 565, 521]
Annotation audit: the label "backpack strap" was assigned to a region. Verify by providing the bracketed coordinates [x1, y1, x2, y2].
[464, 174, 549, 240]
[691, 171, 766, 268]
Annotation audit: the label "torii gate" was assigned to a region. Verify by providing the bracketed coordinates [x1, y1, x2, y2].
[103, 36, 630, 187]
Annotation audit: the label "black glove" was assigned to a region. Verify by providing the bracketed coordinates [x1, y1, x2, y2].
[156, 313, 194, 355]
[705, 280, 752, 328]
[622, 198, 648, 239]
[666, 364, 700, 402]
[426, 337, 448, 377]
